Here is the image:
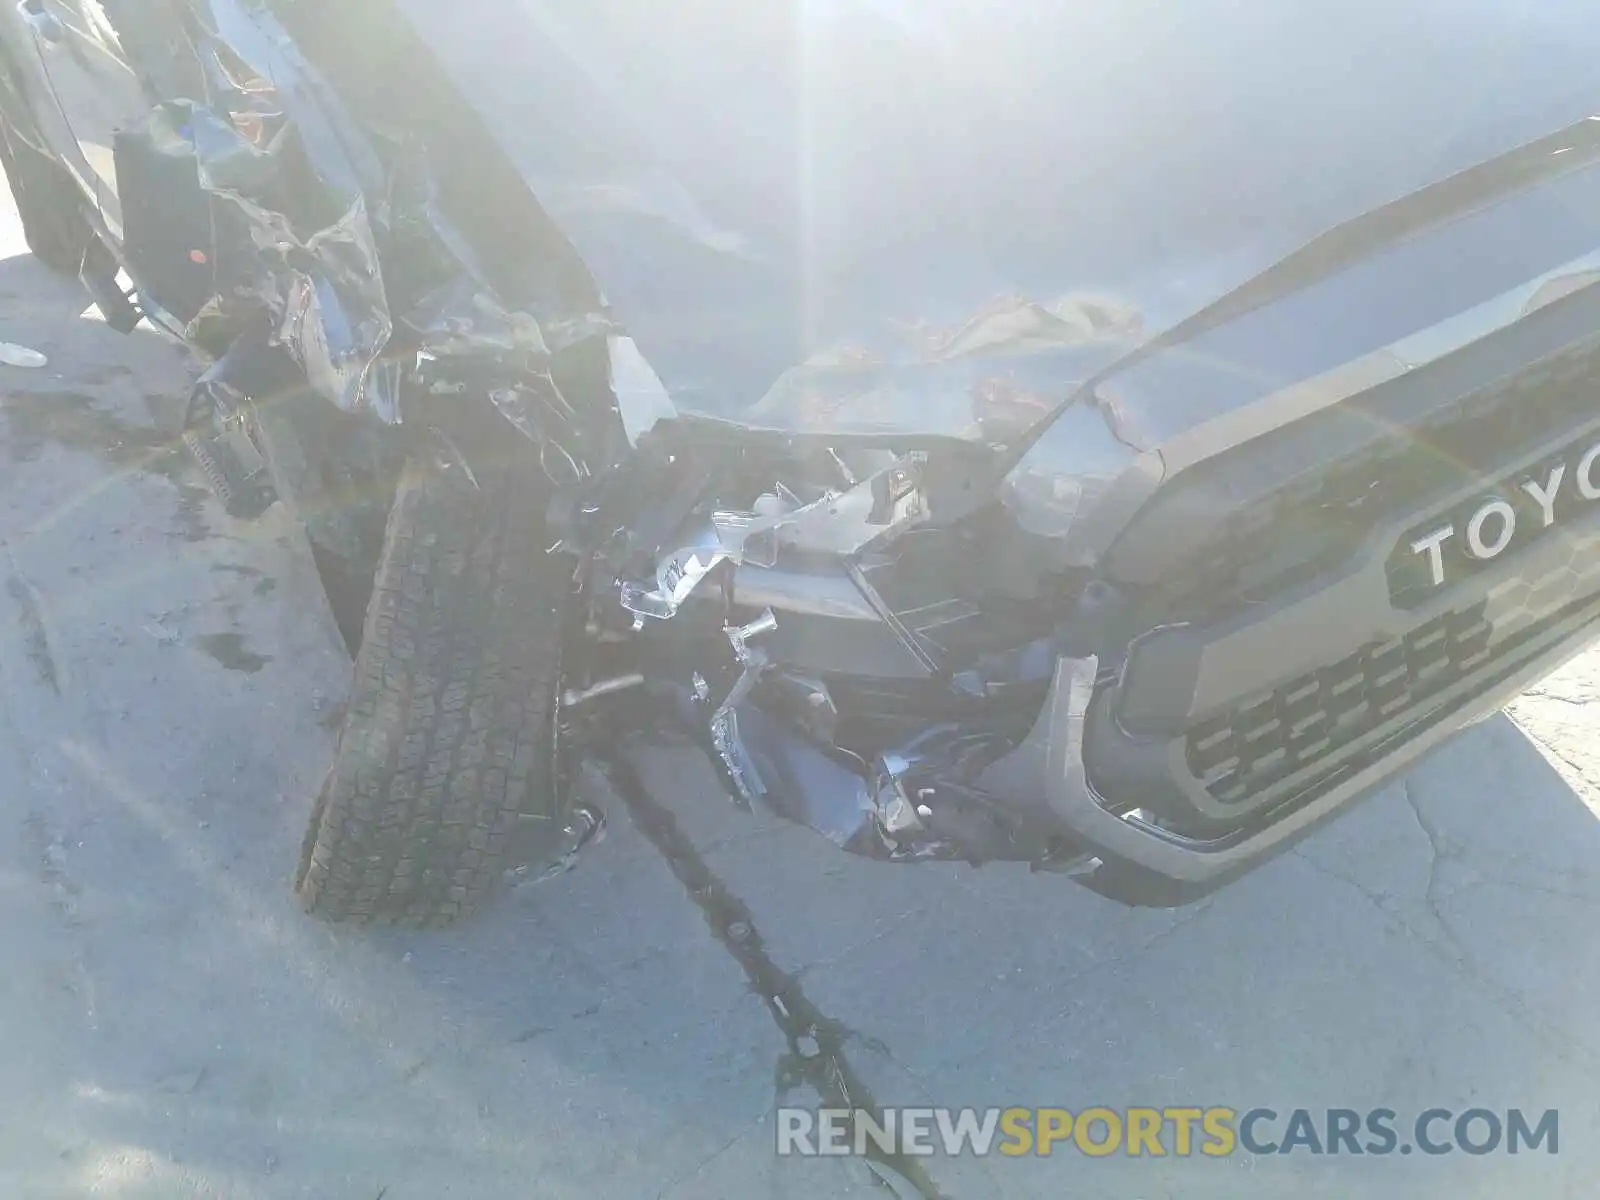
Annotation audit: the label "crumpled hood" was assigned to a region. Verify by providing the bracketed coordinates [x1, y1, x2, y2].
[394, 0, 1600, 437]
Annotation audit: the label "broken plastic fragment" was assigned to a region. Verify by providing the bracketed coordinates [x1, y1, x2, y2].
[0, 342, 47, 368]
[609, 336, 678, 444]
[508, 802, 607, 886]
[709, 610, 780, 804]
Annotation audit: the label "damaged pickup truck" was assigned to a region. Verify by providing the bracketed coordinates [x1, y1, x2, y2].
[6, 0, 1600, 924]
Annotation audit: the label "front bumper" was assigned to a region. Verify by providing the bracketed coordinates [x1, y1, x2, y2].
[624, 258, 1600, 905]
[684, 467, 1600, 904]
[1010, 292, 1600, 905]
[1002, 574, 1600, 908]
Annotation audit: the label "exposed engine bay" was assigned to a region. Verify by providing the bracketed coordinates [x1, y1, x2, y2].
[552, 417, 1135, 871]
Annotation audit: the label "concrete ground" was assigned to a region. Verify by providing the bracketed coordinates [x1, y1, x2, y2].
[3, 204, 1600, 1200]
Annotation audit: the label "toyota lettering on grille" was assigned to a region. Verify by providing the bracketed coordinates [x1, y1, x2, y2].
[1409, 441, 1600, 589]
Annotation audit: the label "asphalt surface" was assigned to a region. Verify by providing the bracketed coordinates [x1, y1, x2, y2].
[4, 203, 1600, 1200]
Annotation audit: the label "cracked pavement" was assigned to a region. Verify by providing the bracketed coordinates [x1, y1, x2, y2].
[3, 198, 1600, 1199]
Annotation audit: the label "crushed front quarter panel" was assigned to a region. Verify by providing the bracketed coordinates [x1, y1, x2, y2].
[113, 0, 615, 472]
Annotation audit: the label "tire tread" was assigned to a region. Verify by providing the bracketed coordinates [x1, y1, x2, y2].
[294, 453, 565, 926]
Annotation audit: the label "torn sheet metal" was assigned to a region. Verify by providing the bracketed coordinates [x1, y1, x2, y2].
[616, 457, 928, 622]
[705, 690, 1067, 864]
[708, 610, 779, 804]
[681, 624, 1080, 864]
[272, 200, 398, 420]
[619, 522, 734, 621]
[616, 478, 853, 622]
[692, 660, 901, 858]
[769, 453, 929, 556]
[189, 2, 399, 416]
[406, 278, 552, 362]
[121, 0, 613, 443]
[621, 453, 939, 617]
[126, 81, 397, 417]
[714, 701, 882, 851]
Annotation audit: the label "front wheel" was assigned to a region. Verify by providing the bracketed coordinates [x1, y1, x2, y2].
[294, 449, 570, 926]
